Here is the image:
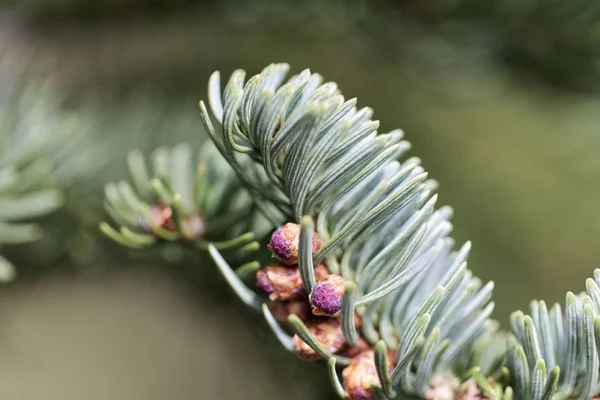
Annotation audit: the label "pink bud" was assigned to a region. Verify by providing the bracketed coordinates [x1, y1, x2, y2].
[139, 203, 176, 233]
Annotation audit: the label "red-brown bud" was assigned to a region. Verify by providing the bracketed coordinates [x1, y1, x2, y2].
[293, 318, 345, 361]
[341, 338, 372, 358]
[342, 350, 392, 400]
[256, 265, 305, 301]
[267, 300, 311, 323]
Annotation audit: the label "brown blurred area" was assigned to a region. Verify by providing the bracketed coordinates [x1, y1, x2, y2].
[0, 268, 328, 400]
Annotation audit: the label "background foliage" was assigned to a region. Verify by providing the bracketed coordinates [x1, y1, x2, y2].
[0, 0, 599, 399]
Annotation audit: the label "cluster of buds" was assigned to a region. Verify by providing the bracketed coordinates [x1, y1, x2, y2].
[266, 223, 345, 316]
[256, 222, 387, 400]
[258, 223, 337, 318]
[138, 202, 205, 241]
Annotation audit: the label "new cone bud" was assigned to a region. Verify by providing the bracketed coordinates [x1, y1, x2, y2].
[268, 223, 322, 265]
[310, 274, 346, 316]
[293, 319, 345, 360]
[256, 265, 305, 301]
[139, 203, 176, 232]
[343, 350, 391, 400]
[267, 300, 311, 322]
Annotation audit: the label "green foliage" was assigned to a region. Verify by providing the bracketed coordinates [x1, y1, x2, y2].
[0, 63, 99, 280]
[200, 63, 600, 398]
[508, 270, 600, 400]
[100, 62, 600, 399]
[100, 141, 265, 254]
[197, 63, 500, 398]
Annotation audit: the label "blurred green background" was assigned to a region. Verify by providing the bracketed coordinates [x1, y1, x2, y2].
[0, 0, 599, 398]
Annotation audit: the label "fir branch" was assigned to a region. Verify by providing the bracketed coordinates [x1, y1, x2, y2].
[97, 62, 600, 400]
[199, 63, 498, 399]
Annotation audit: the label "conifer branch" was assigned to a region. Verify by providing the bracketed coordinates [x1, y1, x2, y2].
[199, 63, 498, 399]
[100, 62, 600, 400]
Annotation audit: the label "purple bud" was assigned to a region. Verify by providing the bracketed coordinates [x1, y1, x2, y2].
[310, 275, 345, 316]
[269, 224, 295, 263]
[268, 222, 322, 266]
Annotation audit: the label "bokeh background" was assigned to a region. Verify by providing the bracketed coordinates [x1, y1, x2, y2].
[0, 0, 600, 398]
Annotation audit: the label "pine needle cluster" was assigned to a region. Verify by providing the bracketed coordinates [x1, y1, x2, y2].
[102, 63, 600, 399]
